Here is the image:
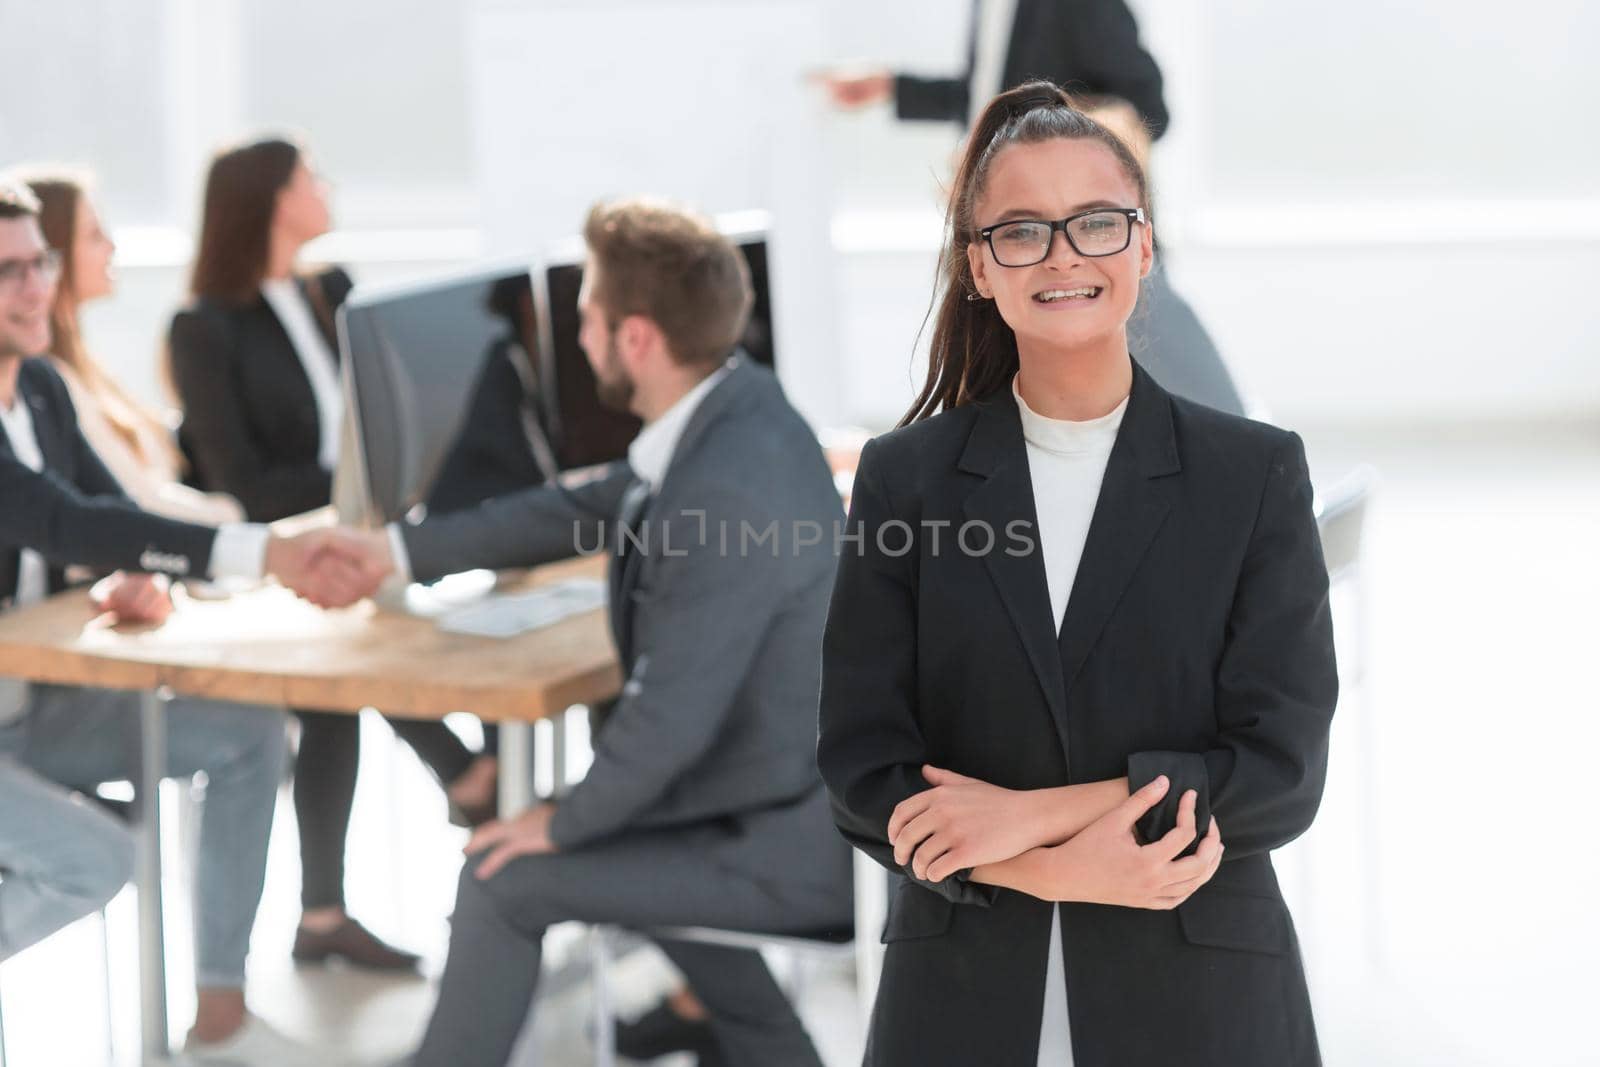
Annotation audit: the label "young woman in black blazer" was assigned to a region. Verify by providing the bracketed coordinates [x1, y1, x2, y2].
[168, 137, 499, 969]
[818, 83, 1338, 1066]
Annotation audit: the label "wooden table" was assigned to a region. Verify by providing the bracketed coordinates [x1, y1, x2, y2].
[0, 556, 620, 1064]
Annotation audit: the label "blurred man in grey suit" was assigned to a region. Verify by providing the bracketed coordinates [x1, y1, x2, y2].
[349, 199, 852, 1067]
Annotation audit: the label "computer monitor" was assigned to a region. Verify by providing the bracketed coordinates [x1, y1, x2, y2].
[333, 261, 556, 526]
[532, 212, 778, 471]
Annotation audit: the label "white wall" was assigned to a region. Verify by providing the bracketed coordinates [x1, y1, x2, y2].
[2, 0, 1594, 426]
[818, 0, 1600, 427]
[466, 0, 843, 427]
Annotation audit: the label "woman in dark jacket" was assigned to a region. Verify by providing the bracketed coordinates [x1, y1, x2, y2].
[168, 137, 499, 969]
[817, 83, 1338, 1066]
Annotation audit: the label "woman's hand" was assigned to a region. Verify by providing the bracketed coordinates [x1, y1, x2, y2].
[89, 571, 173, 625]
[889, 765, 1057, 882]
[1034, 776, 1224, 909]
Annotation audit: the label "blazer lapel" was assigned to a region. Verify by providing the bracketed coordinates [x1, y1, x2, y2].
[651, 352, 755, 503]
[959, 391, 1070, 743]
[1056, 362, 1181, 693]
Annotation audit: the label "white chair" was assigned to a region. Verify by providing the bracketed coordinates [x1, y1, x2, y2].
[3, 784, 200, 1067]
[0, 968, 9, 1067]
[1309, 464, 1380, 962]
[1314, 465, 1378, 681]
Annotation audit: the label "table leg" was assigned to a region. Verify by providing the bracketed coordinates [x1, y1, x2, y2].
[590, 928, 616, 1067]
[0, 967, 10, 1067]
[497, 719, 540, 1067]
[549, 710, 569, 796]
[136, 688, 169, 1062]
[498, 721, 535, 815]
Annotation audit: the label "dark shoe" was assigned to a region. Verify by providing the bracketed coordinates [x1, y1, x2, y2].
[615, 1001, 720, 1061]
[292, 916, 421, 971]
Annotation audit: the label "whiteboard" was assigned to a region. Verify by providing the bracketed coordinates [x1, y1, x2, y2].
[466, 0, 844, 425]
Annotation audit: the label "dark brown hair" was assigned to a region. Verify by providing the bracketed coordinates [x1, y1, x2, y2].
[188, 137, 302, 304]
[901, 81, 1151, 426]
[582, 198, 753, 370]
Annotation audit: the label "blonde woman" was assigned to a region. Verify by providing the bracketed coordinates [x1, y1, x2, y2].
[20, 170, 241, 524]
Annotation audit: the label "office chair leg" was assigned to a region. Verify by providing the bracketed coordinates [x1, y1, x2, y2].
[590, 927, 616, 1067]
[97, 907, 118, 1067]
[0, 971, 9, 1067]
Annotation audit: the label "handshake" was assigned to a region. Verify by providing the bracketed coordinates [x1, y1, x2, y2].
[263, 526, 397, 609]
[89, 527, 399, 626]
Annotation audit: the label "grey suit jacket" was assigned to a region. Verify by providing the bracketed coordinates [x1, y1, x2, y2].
[401, 357, 845, 852]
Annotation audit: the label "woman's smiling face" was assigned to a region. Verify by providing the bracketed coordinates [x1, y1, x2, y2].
[966, 137, 1153, 358]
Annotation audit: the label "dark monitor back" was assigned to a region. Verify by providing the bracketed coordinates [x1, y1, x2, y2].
[539, 237, 775, 471]
[339, 267, 543, 522]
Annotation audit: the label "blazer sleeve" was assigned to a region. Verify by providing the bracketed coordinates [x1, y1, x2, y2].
[817, 440, 996, 907]
[399, 462, 631, 581]
[548, 486, 798, 848]
[0, 451, 217, 579]
[1126, 432, 1338, 856]
[1060, 0, 1170, 139]
[893, 73, 970, 123]
[168, 308, 331, 521]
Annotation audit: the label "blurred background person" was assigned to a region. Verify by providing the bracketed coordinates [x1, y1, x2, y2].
[166, 136, 497, 972]
[425, 275, 556, 513]
[821, 0, 1166, 134]
[817, 0, 1245, 416]
[15, 169, 242, 524]
[423, 276, 561, 774]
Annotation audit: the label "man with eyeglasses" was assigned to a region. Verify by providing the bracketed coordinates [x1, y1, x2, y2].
[0, 178, 372, 1065]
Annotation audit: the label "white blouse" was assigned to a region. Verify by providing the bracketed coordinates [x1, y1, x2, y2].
[260, 277, 343, 472]
[1014, 374, 1127, 1066]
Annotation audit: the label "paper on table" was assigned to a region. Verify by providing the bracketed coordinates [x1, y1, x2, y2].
[436, 578, 607, 639]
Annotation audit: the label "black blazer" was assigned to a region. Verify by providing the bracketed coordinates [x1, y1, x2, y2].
[168, 267, 353, 522]
[896, 0, 1170, 138]
[818, 363, 1336, 1065]
[1, 359, 215, 609]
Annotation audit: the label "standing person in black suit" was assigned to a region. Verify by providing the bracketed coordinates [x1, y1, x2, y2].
[817, 83, 1337, 1066]
[824, 0, 1167, 135]
[166, 137, 497, 971]
[818, 0, 1248, 416]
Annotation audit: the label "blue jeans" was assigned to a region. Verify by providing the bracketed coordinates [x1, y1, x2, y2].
[0, 756, 134, 960]
[0, 684, 286, 987]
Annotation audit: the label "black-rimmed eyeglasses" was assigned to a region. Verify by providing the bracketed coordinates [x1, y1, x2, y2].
[977, 208, 1146, 267]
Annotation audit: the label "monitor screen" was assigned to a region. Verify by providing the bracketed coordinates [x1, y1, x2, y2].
[535, 232, 776, 471]
[336, 264, 555, 524]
